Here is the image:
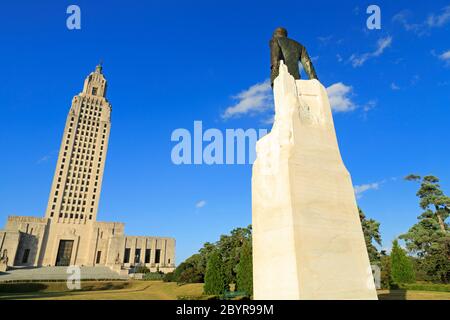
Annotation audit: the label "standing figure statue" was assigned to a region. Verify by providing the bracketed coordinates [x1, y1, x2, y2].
[270, 27, 318, 86]
[0, 249, 8, 272]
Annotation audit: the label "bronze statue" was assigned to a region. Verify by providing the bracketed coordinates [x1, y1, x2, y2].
[270, 27, 318, 86]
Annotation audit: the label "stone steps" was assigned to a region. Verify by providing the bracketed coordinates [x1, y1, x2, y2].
[0, 266, 128, 282]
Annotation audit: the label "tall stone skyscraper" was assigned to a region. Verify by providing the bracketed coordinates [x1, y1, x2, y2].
[0, 64, 175, 271]
[44, 64, 111, 223]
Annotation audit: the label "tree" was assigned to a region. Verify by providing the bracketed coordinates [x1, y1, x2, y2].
[400, 174, 450, 282]
[172, 225, 252, 287]
[236, 239, 253, 296]
[173, 254, 203, 284]
[359, 208, 382, 265]
[390, 239, 415, 285]
[404, 175, 449, 234]
[216, 226, 252, 286]
[204, 250, 228, 295]
[379, 251, 392, 289]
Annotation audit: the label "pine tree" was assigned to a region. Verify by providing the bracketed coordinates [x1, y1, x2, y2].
[236, 239, 253, 296]
[400, 174, 450, 282]
[390, 239, 415, 285]
[359, 208, 382, 264]
[204, 250, 227, 295]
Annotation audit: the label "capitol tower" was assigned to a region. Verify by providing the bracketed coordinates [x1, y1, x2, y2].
[44, 63, 111, 223]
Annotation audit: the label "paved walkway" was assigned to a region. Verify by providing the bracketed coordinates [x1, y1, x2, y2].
[0, 266, 128, 282]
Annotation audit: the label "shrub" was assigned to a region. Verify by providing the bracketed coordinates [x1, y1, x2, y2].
[134, 266, 150, 274]
[236, 240, 253, 296]
[163, 272, 176, 282]
[390, 239, 415, 285]
[142, 272, 164, 281]
[204, 250, 227, 295]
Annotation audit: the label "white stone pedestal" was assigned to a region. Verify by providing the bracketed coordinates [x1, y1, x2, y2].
[252, 61, 377, 300]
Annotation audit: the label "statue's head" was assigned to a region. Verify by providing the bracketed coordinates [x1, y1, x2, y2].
[273, 27, 288, 38]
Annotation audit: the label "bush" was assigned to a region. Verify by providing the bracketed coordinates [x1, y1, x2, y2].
[380, 255, 392, 289]
[236, 240, 253, 296]
[142, 272, 164, 281]
[204, 250, 228, 295]
[134, 266, 150, 274]
[163, 272, 176, 282]
[390, 239, 415, 285]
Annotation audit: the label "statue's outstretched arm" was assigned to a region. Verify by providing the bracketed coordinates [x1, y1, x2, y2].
[300, 47, 318, 80]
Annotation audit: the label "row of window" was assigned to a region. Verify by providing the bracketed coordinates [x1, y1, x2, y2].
[58, 212, 93, 220]
[123, 248, 163, 264]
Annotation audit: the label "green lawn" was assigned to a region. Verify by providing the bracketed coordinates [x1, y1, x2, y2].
[0, 281, 204, 300]
[377, 289, 450, 300]
[1, 281, 450, 300]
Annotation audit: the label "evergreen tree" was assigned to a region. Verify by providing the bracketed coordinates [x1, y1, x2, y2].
[359, 208, 382, 264]
[390, 239, 415, 285]
[236, 239, 253, 296]
[173, 225, 253, 286]
[400, 174, 450, 282]
[204, 250, 227, 295]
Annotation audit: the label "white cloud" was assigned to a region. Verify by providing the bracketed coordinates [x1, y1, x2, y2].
[426, 6, 450, 28]
[318, 35, 333, 45]
[390, 82, 400, 90]
[36, 150, 58, 164]
[195, 200, 206, 208]
[222, 80, 365, 118]
[363, 100, 377, 113]
[349, 36, 392, 67]
[222, 80, 273, 119]
[354, 182, 381, 198]
[37, 155, 51, 164]
[261, 114, 274, 125]
[393, 6, 450, 35]
[439, 50, 450, 60]
[439, 50, 450, 65]
[326, 82, 356, 112]
[392, 11, 422, 33]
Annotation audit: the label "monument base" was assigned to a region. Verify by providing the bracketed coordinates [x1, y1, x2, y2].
[252, 61, 377, 300]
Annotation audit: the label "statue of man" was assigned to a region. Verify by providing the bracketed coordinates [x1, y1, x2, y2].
[270, 27, 318, 86]
[0, 249, 8, 263]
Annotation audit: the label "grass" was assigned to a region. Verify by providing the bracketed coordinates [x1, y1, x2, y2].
[0, 281, 204, 300]
[1, 281, 450, 300]
[377, 289, 450, 300]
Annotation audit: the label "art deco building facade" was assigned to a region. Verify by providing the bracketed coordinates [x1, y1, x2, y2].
[0, 65, 175, 272]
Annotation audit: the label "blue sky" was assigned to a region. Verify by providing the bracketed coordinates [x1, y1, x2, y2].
[0, 1, 449, 263]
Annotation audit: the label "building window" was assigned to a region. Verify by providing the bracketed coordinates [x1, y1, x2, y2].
[96, 251, 102, 264]
[134, 249, 141, 263]
[155, 249, 161, 264]
[92, 87, 98, 96]
[123, 248, 130, 263]
[22, 249, 30, 264]
[145, 249, 151, 263]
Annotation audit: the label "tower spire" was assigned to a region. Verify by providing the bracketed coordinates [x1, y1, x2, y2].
[96, 60, 103, 73]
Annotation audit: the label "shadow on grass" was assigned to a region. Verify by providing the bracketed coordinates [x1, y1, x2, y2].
[0, 290, 71, 300]
[0, 281, 133, 300]
[378, 289, 407, 300]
